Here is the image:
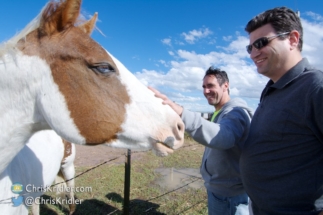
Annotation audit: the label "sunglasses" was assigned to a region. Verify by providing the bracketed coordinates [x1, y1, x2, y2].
[246, 32, 290, 54]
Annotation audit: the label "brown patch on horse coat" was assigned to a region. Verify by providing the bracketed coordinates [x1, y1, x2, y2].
[17, 0, 130, 144]
[62, 139, 72, 161]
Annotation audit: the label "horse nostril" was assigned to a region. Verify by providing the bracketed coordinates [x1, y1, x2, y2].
[175, 121, 185, 142]
[177, 123, 183, 132]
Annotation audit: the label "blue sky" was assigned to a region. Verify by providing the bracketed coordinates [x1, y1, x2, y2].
[1, 0, 322, 112]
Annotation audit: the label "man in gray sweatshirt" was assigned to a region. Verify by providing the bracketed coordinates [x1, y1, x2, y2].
[150, 67, 253, 215]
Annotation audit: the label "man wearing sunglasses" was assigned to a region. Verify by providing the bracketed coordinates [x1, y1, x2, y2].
[149, 67, 253, 215]
[240, 6, 323, 215]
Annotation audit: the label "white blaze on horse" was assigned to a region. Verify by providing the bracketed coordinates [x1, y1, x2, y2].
[0, 130, 76, 215]
[0, 0, 184, 174]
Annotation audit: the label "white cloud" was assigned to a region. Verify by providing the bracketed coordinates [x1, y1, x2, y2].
[181, 27, 213, 44]
[223, 36, 232, 41]
[134, 13, 323, 112]
[132, 55, 140, 60]
[158, 60, 168, 67]
[168, 51, 175, 56]
[135, 38, 265, 111]
[161, 38, 172, 46]
[301, 13, 323, 69]
[208, 39, 217, 45]
[304, 12, 323, 21]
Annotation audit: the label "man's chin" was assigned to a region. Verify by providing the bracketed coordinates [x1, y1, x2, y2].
[208, 101, 216, 105]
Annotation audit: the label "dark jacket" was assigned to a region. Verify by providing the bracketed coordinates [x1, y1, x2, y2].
[241, 58, 323, 215]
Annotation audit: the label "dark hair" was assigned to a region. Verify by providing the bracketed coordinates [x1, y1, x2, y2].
[245, 7, 303, 51]
[204, 67, 230, 93]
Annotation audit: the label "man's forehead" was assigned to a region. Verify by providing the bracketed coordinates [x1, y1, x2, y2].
[250, 23, 275, 42]
[203, 75, 218, 82]
[203, 75, 219, 85]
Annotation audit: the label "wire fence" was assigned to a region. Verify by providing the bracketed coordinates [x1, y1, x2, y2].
[1, 143, 207, 214]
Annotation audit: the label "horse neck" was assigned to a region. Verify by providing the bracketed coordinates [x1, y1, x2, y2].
[0, 53, 49, 174]
[0, 130, 64, 215]
[0, 51, 85, 174]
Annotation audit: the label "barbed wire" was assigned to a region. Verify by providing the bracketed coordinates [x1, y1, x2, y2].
[0, 156, 124, 204]
[146, 177, 202, 202]
[106, 176, 206, 215]
[0, 143, 206, 213]
[129, 143, 202, 155]
[50, 156, 121, 187]
[48, 143, 202, 189]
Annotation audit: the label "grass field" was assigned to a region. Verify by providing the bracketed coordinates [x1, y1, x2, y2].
[37, 136, 208, 215]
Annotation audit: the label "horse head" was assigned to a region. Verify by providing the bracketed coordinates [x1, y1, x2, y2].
[0, 0, 184, 173]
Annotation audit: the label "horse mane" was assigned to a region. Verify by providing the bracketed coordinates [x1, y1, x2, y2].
[0, 0, 88, 58]
[0, 8, 42, 58]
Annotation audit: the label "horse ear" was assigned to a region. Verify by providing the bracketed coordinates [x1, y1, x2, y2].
[61, 0, 81, 28]
[39, 0, 81, 36]
[78, 12, 98, 35]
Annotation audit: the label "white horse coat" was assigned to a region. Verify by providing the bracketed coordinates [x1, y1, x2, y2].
[0, 130, 75, 215]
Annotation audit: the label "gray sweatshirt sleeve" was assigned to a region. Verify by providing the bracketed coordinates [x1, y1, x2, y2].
[181, 108, 251, 150]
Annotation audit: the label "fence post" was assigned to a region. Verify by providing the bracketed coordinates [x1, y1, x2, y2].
[123, 149, 131, 215]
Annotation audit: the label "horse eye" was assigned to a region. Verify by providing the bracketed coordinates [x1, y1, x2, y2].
[91, 63, 115, 74]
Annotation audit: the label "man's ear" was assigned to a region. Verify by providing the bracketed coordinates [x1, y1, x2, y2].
[289, 30, 300, 50]
[223, 82, 229, 92]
